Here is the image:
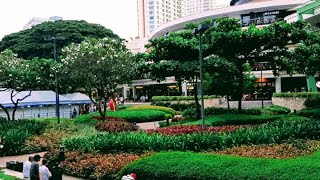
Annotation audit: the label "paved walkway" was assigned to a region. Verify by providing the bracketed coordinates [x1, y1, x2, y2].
[137, 121, 161, 130]
[0, 152, 83, 180]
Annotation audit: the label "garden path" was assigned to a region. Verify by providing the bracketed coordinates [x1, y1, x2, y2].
[0, 152, 83, 180]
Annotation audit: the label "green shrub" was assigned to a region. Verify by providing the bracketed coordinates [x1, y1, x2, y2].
[119, 151, 320, 180]
[0, 119, 48, 155]
[74, 114, 99, 126]
[117, 105, 133, 111]
[151, 95, 218, 101]
[264, 105, 291, 115]
[165, 114, 173, 120]
[296, 108, 320, 119]
[273, 92, 320, 107]
[182, 107, 197, 117]
[108, 110, 167, 123]
[183, 107, 262, 118]
[125, 105, 176, 115]
[186, 114, 284, 126]
[151, 101, 197, 111]
[63, 118, 320, 154]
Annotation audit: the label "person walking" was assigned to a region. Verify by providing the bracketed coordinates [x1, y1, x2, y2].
[23, 156, 33, 179]
[30, 154, 41, 180]
[39, 159, 52, 180]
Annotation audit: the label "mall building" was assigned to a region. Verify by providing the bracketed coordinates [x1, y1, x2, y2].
[121, 0, 320, 101]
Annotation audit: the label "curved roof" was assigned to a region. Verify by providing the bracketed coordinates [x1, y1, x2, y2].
[150, 0, 308, 39]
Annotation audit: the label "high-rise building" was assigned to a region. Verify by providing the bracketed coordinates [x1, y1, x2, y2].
[138, 0, 185, 38]
[185, 0, 228, 16]
[23, 16, 63, 30]
[137, 0, 229, 38]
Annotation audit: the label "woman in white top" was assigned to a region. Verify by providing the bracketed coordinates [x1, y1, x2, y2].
[39, 159, 52, 180]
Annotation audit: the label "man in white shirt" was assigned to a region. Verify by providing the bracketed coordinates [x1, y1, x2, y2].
[39, 159, 52, 180]
[23, 156, 33, 179]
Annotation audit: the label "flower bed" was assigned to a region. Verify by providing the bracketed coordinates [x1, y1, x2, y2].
[63, 118, 320, 154]
[62, 151, 140, 180]
[146, 125, 241, 135]
[96, 121, 139, 133]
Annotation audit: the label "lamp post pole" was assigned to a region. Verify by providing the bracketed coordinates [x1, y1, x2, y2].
[52, 37, 60, 124]
[260, 64, 264, 109]
[199, 31, 205, 131]
[193, 24, 209, 131]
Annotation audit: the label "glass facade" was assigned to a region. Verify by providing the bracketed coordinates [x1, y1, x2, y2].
[241, 10, 293, 27]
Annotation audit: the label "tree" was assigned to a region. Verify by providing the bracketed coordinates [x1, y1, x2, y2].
[206, 19, 308, 110]
[145, 30, 204, 118]
[61, 38, 132, 120]
[0, 50, 55, 120]
[289, 31, 320, 91]
[0, 20, 120, 59]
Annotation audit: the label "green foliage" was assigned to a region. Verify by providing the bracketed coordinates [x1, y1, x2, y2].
[183, 107, 262, 118]
[0, 170, 18, 180]
[186, 114, 284, 126]
[151, 101, 196, 111]
[108, 110, 167, 123]
[273, 92, 320, 107]
[0, 119, 48, 155]
[63, 118, 320, 154]
[165, 114, 173, 120]
[0, 20, 119, 59]
[151, 96, 218, 101]
[296, 108, 320, 119]
[119, 150, 320, 180]
[75, 110, 167, 125]
[125, 105, 176, 115]
[264, 105, 291, 115]
[74, 114, 99, 126]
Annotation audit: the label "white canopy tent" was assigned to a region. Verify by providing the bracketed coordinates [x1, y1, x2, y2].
[0, 90, 92, 119]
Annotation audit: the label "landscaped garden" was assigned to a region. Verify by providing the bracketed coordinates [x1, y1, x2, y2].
[2, 101, 320, 179]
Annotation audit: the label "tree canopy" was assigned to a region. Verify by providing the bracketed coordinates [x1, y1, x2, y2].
[61, 37, 133, 119]
[0, 20, 120, 59]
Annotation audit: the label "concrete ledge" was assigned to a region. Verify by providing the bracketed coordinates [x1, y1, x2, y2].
[272, 97, 306, 111]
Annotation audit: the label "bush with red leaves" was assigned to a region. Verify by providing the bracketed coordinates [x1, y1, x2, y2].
[92, 116, 125, 121]
[146, 125, 241, 135]
[96, 121, 139, 133]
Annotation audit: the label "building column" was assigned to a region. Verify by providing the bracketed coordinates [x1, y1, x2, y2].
[307, 76, 318, 92]
[123, 85, 128, 99]
[275, 77, 282, 93]
[182, 82, 188, 96]
[132, 86, 136, 101]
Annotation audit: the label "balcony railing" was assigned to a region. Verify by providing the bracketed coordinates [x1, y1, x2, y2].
[242, 17, 284, 27]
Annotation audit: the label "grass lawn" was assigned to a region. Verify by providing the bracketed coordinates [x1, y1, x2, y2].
[184, 114, 287, 126]
[120, 150, 320, 180]
[0, 170, 19, 180]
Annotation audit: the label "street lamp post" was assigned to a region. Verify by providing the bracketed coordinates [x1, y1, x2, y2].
[193, 24, 209, 131]
[48, 37, 60, 124]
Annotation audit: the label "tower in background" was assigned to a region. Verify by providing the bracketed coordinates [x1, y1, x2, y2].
[137, 0, 229, 38]
[23, 16, 63, 30]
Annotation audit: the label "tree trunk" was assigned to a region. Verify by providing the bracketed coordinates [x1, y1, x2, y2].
[237, 67, 244, 112]
[103, 96, 108, 120]
[177, 79, 183, 96]
[12, 106, 17, 121]
[0, 104, 10, 121]
[193, 78, 201, 119]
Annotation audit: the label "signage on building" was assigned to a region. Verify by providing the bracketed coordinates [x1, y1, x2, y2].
[264, 11, 280, 16]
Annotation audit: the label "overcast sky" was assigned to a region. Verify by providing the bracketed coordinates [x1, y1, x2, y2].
[0, 0, 230, 40]
[0, 0, 138, 40]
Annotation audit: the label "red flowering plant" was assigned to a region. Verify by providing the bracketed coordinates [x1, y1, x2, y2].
[146, 125, 242, 135]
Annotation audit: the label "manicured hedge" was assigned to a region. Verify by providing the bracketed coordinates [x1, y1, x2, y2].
[151, 95, 218, 101]
[296, 108, 320, 119]
[183, 107, 262, 118]
[63, 118, 320, 153]
[119, 151, 320, 180]
[75, 110, 167, 125]
[0, 119, 48, 155]
[125, 105, 176, 115]
[264, 105, 291, 115]
[151, 101, 197, 111]
[273, 92, 320, 107]
[186, 114, 285, 126]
